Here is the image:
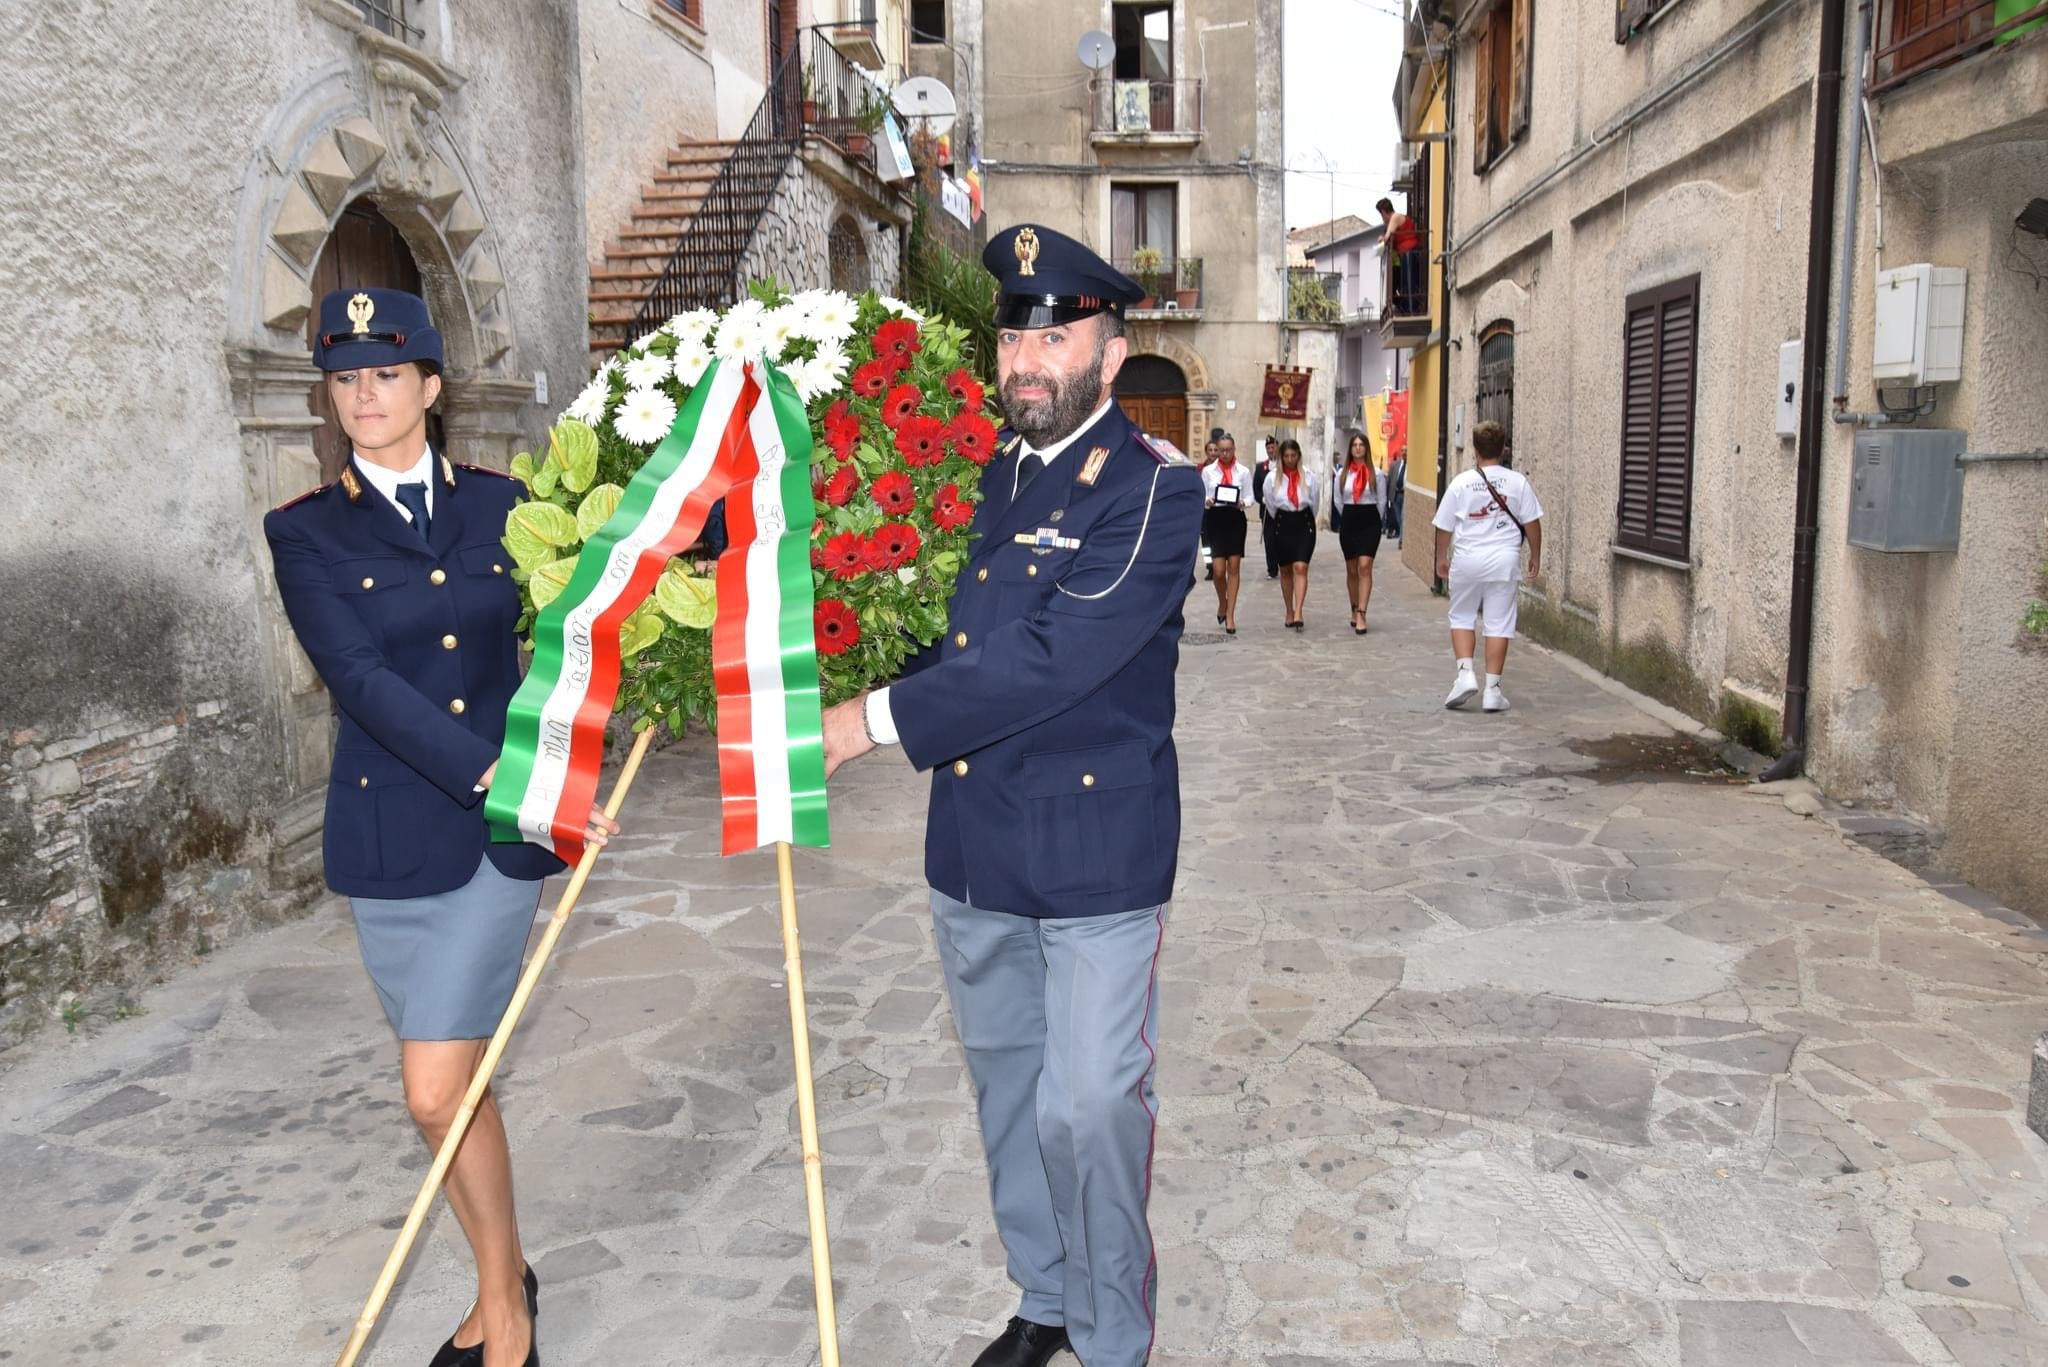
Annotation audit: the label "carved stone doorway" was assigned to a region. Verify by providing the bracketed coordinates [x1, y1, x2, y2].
[305, 198, 447, 479]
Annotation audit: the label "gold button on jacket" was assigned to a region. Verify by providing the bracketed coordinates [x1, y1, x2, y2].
[448, 698, 466, 715]
[441, 634, 458, 650]
[954, 631, 968, 648]
[952, 759, 970, 776]
[360, 576, 375, 589]
[429, 568, 447, 586]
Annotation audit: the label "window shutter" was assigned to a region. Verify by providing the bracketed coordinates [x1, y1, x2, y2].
[1510, 0, 1532, 140]
[1473, 17, 1493, 176]
[1616, 278, 1699, 560]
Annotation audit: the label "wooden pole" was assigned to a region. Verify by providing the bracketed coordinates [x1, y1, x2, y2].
[776, 839, 842, 1367]
[334, 726, 658, 1367]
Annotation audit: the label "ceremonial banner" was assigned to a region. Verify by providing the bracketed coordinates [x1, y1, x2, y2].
[488, 358, 828, 862]
[1260, 366, 1313, 423]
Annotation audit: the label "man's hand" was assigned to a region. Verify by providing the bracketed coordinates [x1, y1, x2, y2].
[1436, 557, 1451, 580]
[821, 692, 875, 779]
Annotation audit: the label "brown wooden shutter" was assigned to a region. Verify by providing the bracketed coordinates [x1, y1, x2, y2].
[1510, 0, 1532, 140]
[1473, 15, 1493, 176]
[1616, 277, 1699, 560]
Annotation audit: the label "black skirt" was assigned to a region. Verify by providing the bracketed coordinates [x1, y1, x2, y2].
[1202, 506, 1248, 558]
[1339, 505, 1383, 560]
[1269, 508, 1317, 565]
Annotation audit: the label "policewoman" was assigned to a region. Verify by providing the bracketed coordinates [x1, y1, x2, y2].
[819, 224, 1204, 1367]
[266, 288, 608, 1367]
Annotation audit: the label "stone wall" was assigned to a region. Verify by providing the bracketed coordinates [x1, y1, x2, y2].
[738, 138, 910, 297]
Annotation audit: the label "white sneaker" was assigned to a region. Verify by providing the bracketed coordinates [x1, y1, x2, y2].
[1445, 671, 1480, 709]
[1482, 683, 1510, 712]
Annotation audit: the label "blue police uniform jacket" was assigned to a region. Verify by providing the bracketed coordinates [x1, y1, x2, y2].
[264, 456, 565, 899]
[889, 401, 1204, 919]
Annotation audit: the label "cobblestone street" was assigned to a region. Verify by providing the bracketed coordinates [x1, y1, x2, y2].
[3, 561, 2046, 1366]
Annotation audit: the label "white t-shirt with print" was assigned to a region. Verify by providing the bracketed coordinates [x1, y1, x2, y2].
[1432, 464, 1542, 583]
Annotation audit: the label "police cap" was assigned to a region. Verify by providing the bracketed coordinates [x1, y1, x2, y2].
[983, 223, 1145, 329]
[311, 288, 444, 373]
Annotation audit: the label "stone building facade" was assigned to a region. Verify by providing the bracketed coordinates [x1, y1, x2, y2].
[978, 0, 1298, 459]
[0, 0, 817, 1042]
[1423, 0, 2048, 909]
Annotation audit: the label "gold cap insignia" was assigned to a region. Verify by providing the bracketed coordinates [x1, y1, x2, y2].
[347, 292, 375, 336]
[1014, 227, 1040, 278]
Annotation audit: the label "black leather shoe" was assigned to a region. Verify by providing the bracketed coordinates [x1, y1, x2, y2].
[970, 1317, 1069, 1367]
[424, 1267, 538, 1367]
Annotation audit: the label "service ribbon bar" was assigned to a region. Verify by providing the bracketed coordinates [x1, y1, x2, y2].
[487, 357, 830, 862]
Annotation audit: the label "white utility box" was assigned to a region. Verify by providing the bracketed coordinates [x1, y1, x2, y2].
[1872, 264, 1965, 386]
[1776, 340, 1801, 438]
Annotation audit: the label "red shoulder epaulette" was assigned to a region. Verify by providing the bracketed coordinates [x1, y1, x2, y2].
[457, 462, 519, 479]
[272, 482, 331, 512]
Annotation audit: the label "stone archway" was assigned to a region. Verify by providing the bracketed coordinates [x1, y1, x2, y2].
[222, 34, 539, 867]
[1124, 324, 1216, 453]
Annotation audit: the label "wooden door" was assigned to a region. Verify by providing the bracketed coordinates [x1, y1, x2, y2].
[306, 200, 441, 481]
[1120, 394, 1188, 452]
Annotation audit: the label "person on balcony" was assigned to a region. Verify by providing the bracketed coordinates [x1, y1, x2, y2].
[1378, 196, 1423, 315]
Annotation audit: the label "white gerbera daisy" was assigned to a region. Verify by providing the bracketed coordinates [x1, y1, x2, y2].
[763, 306, 805, 357]
[714, 315, 767, 364]
[622, 354, 671, 390]
[672, 340, 713, 387]
[877, 294, 925, 323]
[784, 356, 838, 404]
[663, 308, 717, 343]
[807, 292, 859, 334]
[563, 376, 611, 426]
[812, 341, 851, 383]
[718, 298, 770, 334]
[614, 387, 678, 447]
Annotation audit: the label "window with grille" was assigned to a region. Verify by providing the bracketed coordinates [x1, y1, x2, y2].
[353, 0, 425, 44]
[1616, 0, 1685, 42]
[656, 0, 704, 25]
[1616, 278, 1699, 561]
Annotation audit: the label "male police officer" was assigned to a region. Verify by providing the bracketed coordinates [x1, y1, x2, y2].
[822, 225, 1203, 1367]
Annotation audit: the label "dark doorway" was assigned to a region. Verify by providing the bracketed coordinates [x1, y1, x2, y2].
[307, 199, 445, 482]
[1476, 322, 1514, 462]
[1114, 354, 1188, 451]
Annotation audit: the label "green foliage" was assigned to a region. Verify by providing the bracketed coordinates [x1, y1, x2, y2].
[1288, 271, 1342, 323]
[1714, 693, 1783, 758]
[903, 201, 999, 384]
[2024, 599, 2048, 636]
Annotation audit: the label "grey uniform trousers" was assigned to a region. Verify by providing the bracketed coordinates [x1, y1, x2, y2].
[932, 891, 1169, 1367]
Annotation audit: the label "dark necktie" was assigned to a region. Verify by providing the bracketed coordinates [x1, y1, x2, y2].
[394, 481, 432, 543]
[1015, 451, 1045, 494]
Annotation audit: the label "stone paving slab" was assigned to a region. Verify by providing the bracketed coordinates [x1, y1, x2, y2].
[2, 562, 2046, 1365]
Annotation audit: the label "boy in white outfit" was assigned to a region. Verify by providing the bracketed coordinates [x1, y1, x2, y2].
[1432, 421, 1542, 712]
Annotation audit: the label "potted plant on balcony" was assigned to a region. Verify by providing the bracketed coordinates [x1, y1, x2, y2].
[845, 89, 887, 157]
[800, 66, 818, 126]
[1131, 244, 1166, 309]
[1175, 257, 1201, 310]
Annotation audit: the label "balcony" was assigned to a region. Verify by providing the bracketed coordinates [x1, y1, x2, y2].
[1873, 0, 2048, 92]
[1118, 256, 1204, 318]
[1088, 78, 1204, 145]
[1285, 268, 1343, 325]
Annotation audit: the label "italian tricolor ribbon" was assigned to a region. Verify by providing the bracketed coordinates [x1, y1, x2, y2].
[486, 357, 829, 862]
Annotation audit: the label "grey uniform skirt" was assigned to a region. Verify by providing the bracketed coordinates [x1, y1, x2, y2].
[349, 853, 544, 1041]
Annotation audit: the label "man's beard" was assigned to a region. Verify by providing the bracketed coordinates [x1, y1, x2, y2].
[1000, 345, 1107, 447]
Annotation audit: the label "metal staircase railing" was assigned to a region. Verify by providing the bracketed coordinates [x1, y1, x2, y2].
[626, 29, 887, 346]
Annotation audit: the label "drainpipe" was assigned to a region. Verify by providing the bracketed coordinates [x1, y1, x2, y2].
[1433, 39, 1456, 595]
[1829, 0, 1872, 411]
[1763, 0, 1849, 783]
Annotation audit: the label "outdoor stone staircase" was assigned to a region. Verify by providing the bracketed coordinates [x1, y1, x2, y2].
[586, 136, 792, 365]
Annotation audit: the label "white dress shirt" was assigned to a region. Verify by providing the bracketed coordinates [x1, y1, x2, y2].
[864, 399, 1114, 747]
[352, 446, 438, 523]
[1334, 461, 1386, 514]
[1202, 457, 1248, 508]
[1262, 465, 1319, 514]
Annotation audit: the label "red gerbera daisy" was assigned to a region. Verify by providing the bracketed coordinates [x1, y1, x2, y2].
[873, 318, 921, 367]
[869, 520, 923, 570]
[814, 599, 860, 656]
[932, 482, 975, 531]
[823, 400, 861, 458]
[849, 359, 892, 398]
[821, 463, 860, 508]
[869, 469, 916, 515]
[880, 383, 923, 429]
[895, 414, 948, 467]
[948, 410, 998, 465]
[821, 531, 871, 580]
[944, 369, 985, 411]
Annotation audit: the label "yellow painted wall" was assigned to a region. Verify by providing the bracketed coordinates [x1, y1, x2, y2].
[1399, 71, 1446, 583]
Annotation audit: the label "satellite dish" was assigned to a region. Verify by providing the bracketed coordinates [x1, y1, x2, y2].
[1077, 30, 1116, 71]
[891, 76, 958, 136]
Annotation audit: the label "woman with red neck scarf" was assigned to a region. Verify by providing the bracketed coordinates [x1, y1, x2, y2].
[1333, 430, 1388, 635]
[1200, 432, 1250, 633]
[1261, 437, 1319, 629]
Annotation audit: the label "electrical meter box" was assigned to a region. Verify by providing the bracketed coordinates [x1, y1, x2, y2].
[1872, 264, 1965, 386]
[1847, 428, 1963, 552]
[1776, 340, 1801, 438]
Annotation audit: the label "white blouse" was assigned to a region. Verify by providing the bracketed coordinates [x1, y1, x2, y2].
[1333, 462, 1387, 514]
[1263, 466, 1319, 513]
[1202, 458, 1250, 508]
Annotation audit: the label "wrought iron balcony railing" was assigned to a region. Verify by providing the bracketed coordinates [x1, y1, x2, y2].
[1285, 269, 1343, 324]
[1117, 256, 1204, 314]
[1873, 0, 2048, 92]
[1089, 78, 1204, 138]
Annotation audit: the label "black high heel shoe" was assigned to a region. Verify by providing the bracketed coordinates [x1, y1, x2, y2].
[426, 1266, 539, 1367]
